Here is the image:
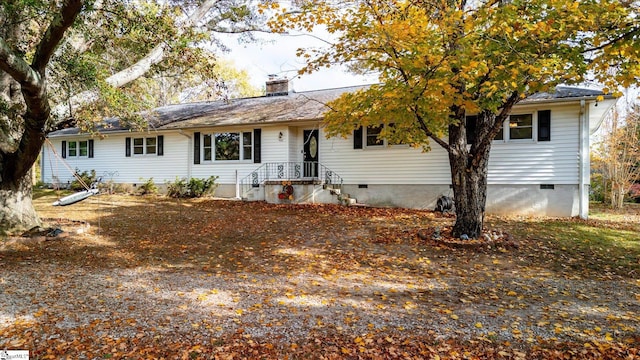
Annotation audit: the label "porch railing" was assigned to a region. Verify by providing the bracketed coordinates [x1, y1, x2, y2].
[240, 162, 343, 197]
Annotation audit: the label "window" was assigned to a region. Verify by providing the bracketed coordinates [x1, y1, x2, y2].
[132, 137, 157, 155]
[126, 136, 163, 157]
[79, 141, 88, 156]
[203, 134, 213, 161]
[366, 125, 384, 146]
[133, 138, 144, 155]
[365, 124, 403, 147]
[146, 137, 156, 155]
[242, 132, 252, 160]
[492, 111, 552, 142]
[215, 133, 240, 160]
[204, 132, 253, 161]
[509, 114, 533, 140]
[68, 141, 77, 157]
[66, 140, 89, 157]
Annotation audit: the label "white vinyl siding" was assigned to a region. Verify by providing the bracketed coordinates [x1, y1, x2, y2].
[42, 103, 582, 189]
[322, 103, 581, 185]
[42, 132, 188, 185]
[488, 105, 579, 184]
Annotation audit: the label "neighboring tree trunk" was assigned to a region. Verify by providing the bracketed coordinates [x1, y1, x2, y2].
[611, 183, 626, 209]
[0, 170, 40, 234]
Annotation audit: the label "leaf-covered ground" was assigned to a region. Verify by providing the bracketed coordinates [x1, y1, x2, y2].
[1, 193, 639, 359]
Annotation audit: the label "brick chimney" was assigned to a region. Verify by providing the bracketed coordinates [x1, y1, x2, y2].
[265, 75, 290, 96]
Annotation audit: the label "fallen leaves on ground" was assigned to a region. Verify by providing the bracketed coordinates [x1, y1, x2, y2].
[0, 194, 638, 359]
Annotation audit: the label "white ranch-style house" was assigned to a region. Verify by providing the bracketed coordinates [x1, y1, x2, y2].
[42, 79, 616, 218]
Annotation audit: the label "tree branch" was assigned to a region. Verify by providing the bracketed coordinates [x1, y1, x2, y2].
[52, 0, 219, 121]
[31, 0, 83, 73]
[583, 25, 640, 53]
[413, 108, 450, 152]
[0, 37, 40, 89]
[470, 91, 520, 167]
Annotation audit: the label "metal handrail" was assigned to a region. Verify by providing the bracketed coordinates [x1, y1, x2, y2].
[240, 162, 343, 196]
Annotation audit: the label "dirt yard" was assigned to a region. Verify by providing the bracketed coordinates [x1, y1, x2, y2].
[1, 193, 638, 359]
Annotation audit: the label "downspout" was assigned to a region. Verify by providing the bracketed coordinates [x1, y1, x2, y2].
[40, 146, 46, 184]
[578, 99, 589, 219]
[178, 130, 192, 179]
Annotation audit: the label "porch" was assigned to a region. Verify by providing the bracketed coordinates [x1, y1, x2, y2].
[240, 162, 354, 205]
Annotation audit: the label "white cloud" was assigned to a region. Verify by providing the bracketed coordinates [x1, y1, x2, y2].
[220, 31, 377, 92]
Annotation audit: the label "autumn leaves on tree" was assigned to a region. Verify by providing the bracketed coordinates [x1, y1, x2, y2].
[269, 0, 640, 238]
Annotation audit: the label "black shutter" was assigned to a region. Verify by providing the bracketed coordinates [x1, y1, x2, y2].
[125, 137, 131, 157]
[88, 139, 94, 158]
[538, 110, 551, 141]
[61, 141, 67, 158]
[157, 135, 164, 156]
[253, 129, 261, 163]
[465, 115, 478, 144]
[353, 126, 363, 149]
[194, 132, 200, 164]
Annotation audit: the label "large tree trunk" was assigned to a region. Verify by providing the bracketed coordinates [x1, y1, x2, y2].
[448, 146, 491, 239]
[445, 107, 498, 239]
[449, 157, 488, 239]
[0, 170, 40, 235]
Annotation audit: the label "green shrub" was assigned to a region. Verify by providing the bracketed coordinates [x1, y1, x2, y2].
[137, 177, 158, 195]
[166, 176, 219, 198]
[166, 177, 188, 198]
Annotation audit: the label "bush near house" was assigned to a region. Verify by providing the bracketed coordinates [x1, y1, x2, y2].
[70, 169, 98, 191]
[166, 176, 219, 198]
[137, 177, 158, 195]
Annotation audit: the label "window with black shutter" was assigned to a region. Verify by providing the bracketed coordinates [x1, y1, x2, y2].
[125, 137, 131, 157]
[353, 126, 363, 149]
[157, 135, 164, 156]
[538, 110, 551, 141]
[253, 129, 261, 163]
[194, 132, 201, 164]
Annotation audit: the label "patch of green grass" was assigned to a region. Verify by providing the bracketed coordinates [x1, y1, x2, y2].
[589, 202, 640, 223]
[509, 217, 640, 278]
[32, 188, 72, 200]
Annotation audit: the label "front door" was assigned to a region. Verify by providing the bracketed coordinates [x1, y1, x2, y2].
[303, 129, 319, 178]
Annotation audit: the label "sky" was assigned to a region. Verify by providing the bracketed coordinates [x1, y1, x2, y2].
[220, 31, 378, 93]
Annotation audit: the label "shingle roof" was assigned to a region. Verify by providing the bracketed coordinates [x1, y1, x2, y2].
[523, 86, 605, 101]
[48, 85, 604, 136]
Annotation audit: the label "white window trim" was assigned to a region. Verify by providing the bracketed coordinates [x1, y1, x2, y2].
[202, 131, 253, 162]
[132, 136, 157, 156]
[493, 112, 538, 143]
[68, 140, 89, 158]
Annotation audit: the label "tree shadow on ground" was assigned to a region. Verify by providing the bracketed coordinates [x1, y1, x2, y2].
[1, 194, 639, 358]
